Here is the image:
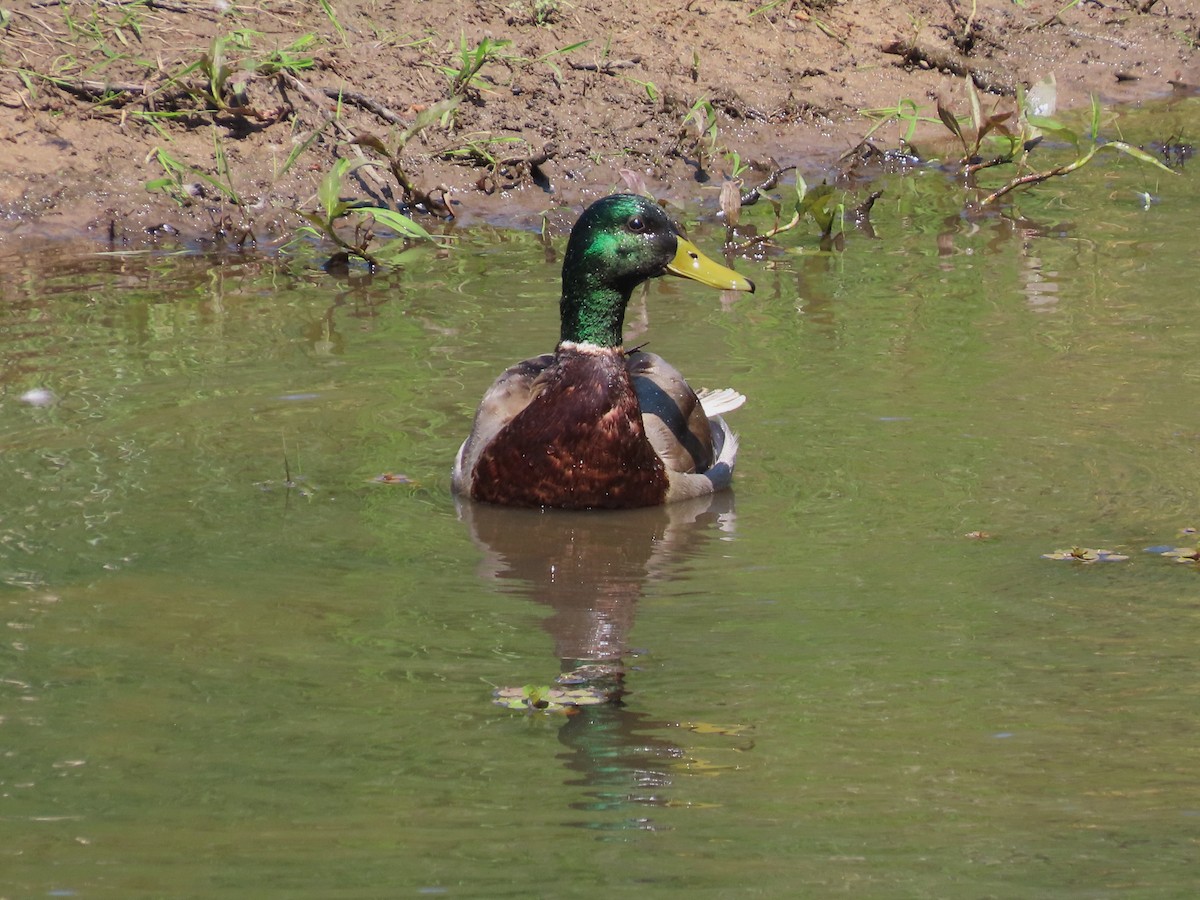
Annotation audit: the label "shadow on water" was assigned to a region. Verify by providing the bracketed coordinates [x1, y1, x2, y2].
[458, 493, 741, 831]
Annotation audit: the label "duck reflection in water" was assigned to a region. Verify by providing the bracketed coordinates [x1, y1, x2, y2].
[458, 492, 741, 831]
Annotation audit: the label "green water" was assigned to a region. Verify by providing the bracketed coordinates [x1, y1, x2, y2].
[3, 104, 1200, 897]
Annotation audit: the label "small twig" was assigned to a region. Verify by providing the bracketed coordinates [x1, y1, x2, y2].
[31, 0, 193, 9]
[282, 72, 355, 140]
[282, 72, 391, 193]
[979, 169, 1061, 205]
[105, 0, 197, 12]
[739, 161, 796, 206]
[979, 154, 1090, 206]
[567, 57, 641, 73]
[964, 154, 1014, 176]
[26, 74, 150, 101]
[881, 39, 1016, 96]
[729, 212, 801, 253]
[319, 87, 409, 127]
[853, 189, 884, 221]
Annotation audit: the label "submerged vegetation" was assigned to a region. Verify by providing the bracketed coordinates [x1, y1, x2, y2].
[716, 74, 1182, 261]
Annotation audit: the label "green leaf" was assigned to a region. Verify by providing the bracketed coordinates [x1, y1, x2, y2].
[370, 241, 428, 265]
[317, 158, 352, 219]
[937, 98, 964, 144]
[1101, 140, 1177, 175]
[1025, 114, 1076, 141]
[297, 210, 334, 237]
[965, 76, 983, 137]
[353, 132, 390, 155]
[360, 206, 436, 241]
[544, 40, 590, 57]
[794, 172, 808, 208]
[279, 121, 329, 179]
[799, 183, 838, 232]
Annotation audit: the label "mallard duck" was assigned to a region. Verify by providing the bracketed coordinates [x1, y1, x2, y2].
[452, 193, 754, 510]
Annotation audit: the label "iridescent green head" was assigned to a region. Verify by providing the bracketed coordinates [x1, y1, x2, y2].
[558, 194, 754, 348]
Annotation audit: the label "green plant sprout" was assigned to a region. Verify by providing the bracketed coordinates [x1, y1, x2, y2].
[317, 0, 350, 45]
[931, 77, 1175, 205]
[795, 173, 845, 239]
[504, 40, 589, 83]
[200, 35, 233, 109]
[679, 96, 719, 172]
[617, 74, 659, 102]
[728, 171, 854, 254]
[349, 96, 458, 211]
[441, 34, 511, 97]
[144, 142, 241, 207]
[515, 0, 564, 27]
[196, 32, 317, 110]
[723, 150, 752, 180]
[858, 97, 935, 148]
[295, 157, 442, 267]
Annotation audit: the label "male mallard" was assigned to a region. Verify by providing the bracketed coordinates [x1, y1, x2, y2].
[452, 193, 754, 510]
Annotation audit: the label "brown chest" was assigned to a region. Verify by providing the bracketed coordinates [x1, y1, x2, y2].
[470, 351, 668, 509]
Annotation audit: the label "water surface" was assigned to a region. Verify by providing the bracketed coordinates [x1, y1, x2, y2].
[3, 101, 1199, 897]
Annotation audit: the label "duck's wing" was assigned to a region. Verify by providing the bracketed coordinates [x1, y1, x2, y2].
[452, 353, 556, 496]
[627, 350, 713, 474]
[628, 350, 744, 502]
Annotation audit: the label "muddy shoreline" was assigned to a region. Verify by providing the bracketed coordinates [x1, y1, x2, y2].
[1, 1, 1196, 246]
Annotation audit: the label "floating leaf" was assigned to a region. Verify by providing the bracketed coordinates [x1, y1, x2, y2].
[493, 683, 613, 713]
[371, 472, 415, 485]
[1042, 547, 1128, 563]
[1159, 546, 1200, 563]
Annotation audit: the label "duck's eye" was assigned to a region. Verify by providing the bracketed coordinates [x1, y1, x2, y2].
[627, 215, 646, 233]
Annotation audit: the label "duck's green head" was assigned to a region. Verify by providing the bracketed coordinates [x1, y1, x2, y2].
[559, 194, 754, 348]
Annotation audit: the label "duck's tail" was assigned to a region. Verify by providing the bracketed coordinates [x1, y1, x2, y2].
[697, 387, 746, 417]
[704, 416, 739, 492]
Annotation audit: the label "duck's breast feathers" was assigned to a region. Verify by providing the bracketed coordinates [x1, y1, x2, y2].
[452, 353, 556, 495]
[465, 348, 669, 509]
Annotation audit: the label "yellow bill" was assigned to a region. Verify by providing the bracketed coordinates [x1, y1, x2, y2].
[667, 237, 755, 293]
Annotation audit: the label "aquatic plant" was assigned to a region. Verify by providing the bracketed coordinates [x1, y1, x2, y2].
[1041, 547, 1129, 563]
[295, 157, 442, 268]
[492, 683, 610, 714]
[440, 34, 512, 99]
[350, 98, 459, 213]
[145, 135, 241, 208]
[1158, 546, 1200, 563]
[929, 76, 1175, 206]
